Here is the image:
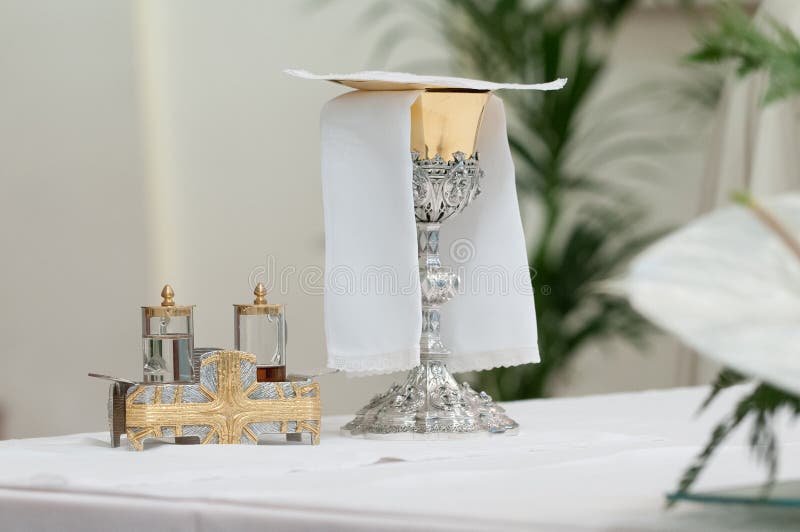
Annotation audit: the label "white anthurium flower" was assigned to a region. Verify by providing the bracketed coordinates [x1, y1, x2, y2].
[620, 193, 800, 395]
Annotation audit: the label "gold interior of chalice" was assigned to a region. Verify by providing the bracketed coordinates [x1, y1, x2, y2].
[410, 90, 491, 160]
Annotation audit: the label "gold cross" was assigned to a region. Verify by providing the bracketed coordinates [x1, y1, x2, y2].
[125, 350, 321, 450]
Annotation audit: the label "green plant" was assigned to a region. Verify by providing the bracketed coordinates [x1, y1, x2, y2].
[671, 365, 800, 504]
[436, 0, 668, 400]
[667, 4, 800, 501]
[668, 188, 800, 502]
[689, 2, 800, 104]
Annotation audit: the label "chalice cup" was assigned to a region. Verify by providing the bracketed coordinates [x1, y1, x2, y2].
[342, 91, 519, 438]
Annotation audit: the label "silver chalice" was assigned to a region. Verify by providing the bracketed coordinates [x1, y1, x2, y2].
[342, 90, 518, 438]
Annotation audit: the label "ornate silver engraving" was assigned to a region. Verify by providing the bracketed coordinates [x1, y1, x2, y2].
[412, 151, 482, 223]
[342, 152, 519, 439]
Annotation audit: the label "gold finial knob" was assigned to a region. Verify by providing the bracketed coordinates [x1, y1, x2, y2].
[161, 284, 175, 306]
[253, 283, 267, 305]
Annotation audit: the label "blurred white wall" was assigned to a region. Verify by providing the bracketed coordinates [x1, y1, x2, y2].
[0, 0, 713, 438]
[0, 0, 149, 438]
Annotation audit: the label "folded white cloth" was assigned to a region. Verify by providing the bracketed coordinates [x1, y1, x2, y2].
[321, 90, 423, 375]
[300, 70, 564, 375]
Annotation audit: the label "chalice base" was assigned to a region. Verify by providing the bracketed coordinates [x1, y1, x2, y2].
[341, 356, 518, 440]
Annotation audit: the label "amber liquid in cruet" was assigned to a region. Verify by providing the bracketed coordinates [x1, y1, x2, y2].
[256, 365, 286, 383]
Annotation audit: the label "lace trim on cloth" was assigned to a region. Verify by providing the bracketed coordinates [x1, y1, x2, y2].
[328, 346, 420, 377]
[446, 346, 540, 374]
[328, 346, 538, 376]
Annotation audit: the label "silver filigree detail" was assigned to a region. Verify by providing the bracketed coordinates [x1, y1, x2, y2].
[412, 152, 483, 223]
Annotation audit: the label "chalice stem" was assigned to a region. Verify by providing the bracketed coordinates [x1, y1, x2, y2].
[418, 222, 451, 359]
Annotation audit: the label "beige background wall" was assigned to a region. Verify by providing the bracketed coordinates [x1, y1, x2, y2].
[0, 0, 714, 438]
[1, 1, 149, 439]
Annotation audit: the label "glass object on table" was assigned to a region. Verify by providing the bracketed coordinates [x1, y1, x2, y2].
[141, 284, 195, 383]
[234, 282, 287, 382]
[668, 480, 800, 508]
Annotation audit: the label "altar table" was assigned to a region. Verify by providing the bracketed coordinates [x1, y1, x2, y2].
[1, 386, 798, 531]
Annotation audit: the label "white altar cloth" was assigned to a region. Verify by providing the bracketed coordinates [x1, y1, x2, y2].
[1, 386, 799, 531]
